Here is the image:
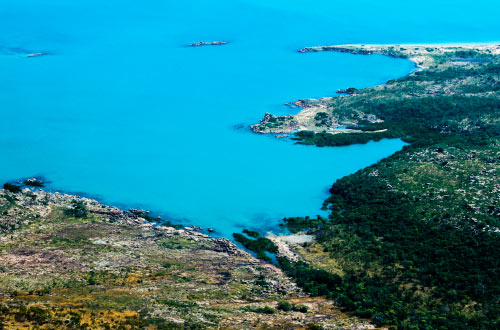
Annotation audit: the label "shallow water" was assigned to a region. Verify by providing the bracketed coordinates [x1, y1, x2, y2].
[1, 0, 499, 237]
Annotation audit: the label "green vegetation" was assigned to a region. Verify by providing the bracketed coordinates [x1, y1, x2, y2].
[2, 190, 360, 329]
[277, 301, 308, 313]
[338, 87, 358, 94]
[13, 305, 50, 324]
[276, 301, 292, 311]
[0, 303, 207, 329]
[65, 200, 88, 218]
[279, 47, 500, 329]
[242, 229, 260, 238]
[24, 178, 45, 187]
[314, 112, 331, 127]
[3, 183, 21, 193]
[247, 306, 275, 314]
[233, 231, 278, 262]
[294, 128, 402, 147]
[280, 215, 327, 233]
[278, 258, 342, 298]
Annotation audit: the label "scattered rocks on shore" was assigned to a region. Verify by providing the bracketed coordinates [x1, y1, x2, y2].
[0, 187, 256, 257]
[266, 234, 314, 262]
[213, 238, 251, 256]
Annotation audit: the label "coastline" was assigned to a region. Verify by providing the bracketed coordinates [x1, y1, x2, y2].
[252, 43, 500, 135]
[255, 41, 500, 262]
[0, 184, 243, 255]
[0, 185, 377, 329]
[298, 43, 500, 69]
[3, 42, 500, 328]
[254, 42, 500, 329]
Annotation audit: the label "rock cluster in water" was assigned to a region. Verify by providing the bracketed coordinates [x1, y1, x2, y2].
[190, 41, 228, 47]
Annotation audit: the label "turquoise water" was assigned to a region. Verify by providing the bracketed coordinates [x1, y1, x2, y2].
[1, 0, 499, 237]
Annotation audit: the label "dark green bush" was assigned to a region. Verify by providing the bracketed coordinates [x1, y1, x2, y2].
[65, 200, 88, 218]
[23, 178, 44, 187]
[232, 231, 278, 262]
[293, 304, 308, 313]
[242, 229, 260, 238]
[277, 301, 292, 311]
[3, 183, 21, 193]
[252, 306, 275, 314]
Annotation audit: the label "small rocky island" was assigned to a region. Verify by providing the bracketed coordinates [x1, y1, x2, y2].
[190, 41, 228, 47]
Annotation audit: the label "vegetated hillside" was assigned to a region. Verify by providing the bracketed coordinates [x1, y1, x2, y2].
[0, 187, 372, 330]
[279, 46, 500, 329]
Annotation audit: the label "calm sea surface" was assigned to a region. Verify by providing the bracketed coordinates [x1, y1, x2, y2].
[1, 0, 499, 236]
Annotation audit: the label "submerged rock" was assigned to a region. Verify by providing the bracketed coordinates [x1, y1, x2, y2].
[26, 52, 48, 58]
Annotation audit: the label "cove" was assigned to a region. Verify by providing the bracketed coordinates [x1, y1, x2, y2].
[2, 0, 499, 238]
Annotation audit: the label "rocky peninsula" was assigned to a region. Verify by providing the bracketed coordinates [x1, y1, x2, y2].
[252, 44, 500, 136]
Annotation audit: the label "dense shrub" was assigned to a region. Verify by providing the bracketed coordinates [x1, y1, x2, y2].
[252, 306, 275, 314]
[233, 232, 278, 254]
[277, 301, 292, 311]
[242, 229, 260, 238]
[3, 183, 21, 193]
[282, 53, 500, 329]
[65, 200, 88, 218]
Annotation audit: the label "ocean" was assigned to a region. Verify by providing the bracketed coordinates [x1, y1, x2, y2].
[1, 0, 498, 237]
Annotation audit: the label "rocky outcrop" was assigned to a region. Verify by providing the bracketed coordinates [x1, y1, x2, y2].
[190, 41, 228, 47]
[337, 87, 358, 95]
[251, 112, 298, 134]
[213, 238, 251, 256]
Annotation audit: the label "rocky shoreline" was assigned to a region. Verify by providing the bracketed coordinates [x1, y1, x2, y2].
[0, 185, 247, 257]
[0, 183, 376, 329]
